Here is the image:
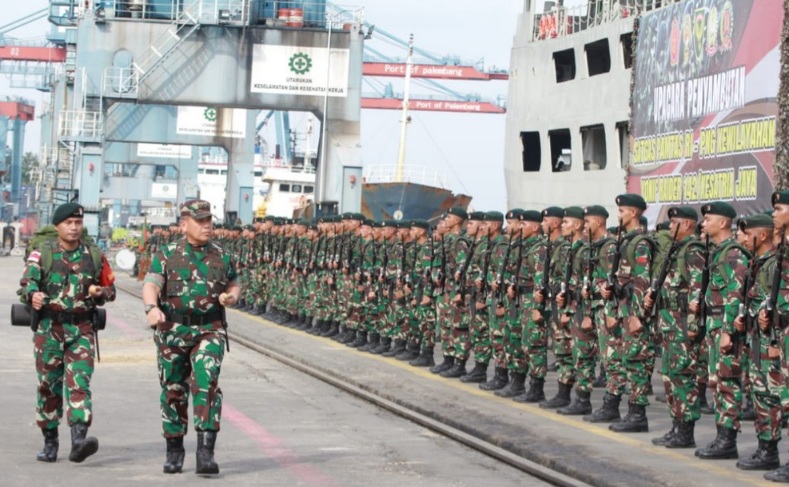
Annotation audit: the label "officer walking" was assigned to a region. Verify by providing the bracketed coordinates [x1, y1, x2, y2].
[142, 199, 240, 475]
[19, 202, 116, 464]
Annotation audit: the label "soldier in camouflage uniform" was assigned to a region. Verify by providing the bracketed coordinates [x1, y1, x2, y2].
[606, 194, 654, 433]
[692, 201, 750, 460]
[405, 220, 437, 364]
[733, 214, 783, 470]
[143, 199, 240, 475]
[538, 207, 572, 408]
[20, 202, 116, 464]
[647, 206, 704, 449]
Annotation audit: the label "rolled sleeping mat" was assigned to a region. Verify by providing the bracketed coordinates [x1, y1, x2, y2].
[10, 304, 107, 330]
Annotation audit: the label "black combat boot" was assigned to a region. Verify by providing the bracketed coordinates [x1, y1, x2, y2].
[349, 330, 367, 348]
[371, 336, 392, 355]
[592, 365, 606, 388]
[495, 371, 526, 398]
[163, 436, 185, 474]
[765, 462, 789, 482]
[332, 325, 349, 342]
[68, 423, 99, 463]
[583, 392, 621, 423]
[557, 390, 592, 415]
[699, 385, 714, 414]
[382, 339, 407, 357]
[609, 403, 649, 433]
[479, 367, 508, 391]
[440, 358, 468, 378]
[652, 420, 678, 446]
[322, 320, 340, 338]
[741, 397, 757, 421]
[358, 332, 380, 352]
[697, 426, 738, 460]
[513, 377, 546, 403]
[737, 440, 780, 470]
[665, 420, 696, 449]
[430, 356, 455, 374]
[195, 430, 219, 475]
[340, 328, 358, 344]
[396, 340, 421, 361]
[410, 347, 435, 367]
[234, 299, 246, 310]
[248, 303, 261, 316]
[460, 361, 489, 383]
[540, 382, 572, 409]
[36, 428, 58, 463]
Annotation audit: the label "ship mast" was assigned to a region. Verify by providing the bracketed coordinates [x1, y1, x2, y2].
[396, 34, 414, 183]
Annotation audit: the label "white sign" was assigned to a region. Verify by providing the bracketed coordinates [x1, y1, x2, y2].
[137, 143, 193, 159]
[176, 106, 246, 138]
[250, 45, 350, 97]
[151, 182, 178, 199]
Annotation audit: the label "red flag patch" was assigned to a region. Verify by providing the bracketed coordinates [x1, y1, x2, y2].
[99, 254, 115, 286]
[27, 250, 41, 264]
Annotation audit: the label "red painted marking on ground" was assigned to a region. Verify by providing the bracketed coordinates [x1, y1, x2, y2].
[223, 403, 337, 486]
[107, 314, 146, 340]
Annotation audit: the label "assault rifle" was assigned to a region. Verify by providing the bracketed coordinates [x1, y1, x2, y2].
[510, 233, 525, 320]
[607, 220, 624, 310]
[475, 233, 492, 323]
[765, 226, 786, 360]
[742, 236, 758, 367]
[541, 236, 553, 312]
[496, 231, 514, 308]
[645, 224, 680, 317]
[697, 233, 712, 342]
[438, 234, 447, 294]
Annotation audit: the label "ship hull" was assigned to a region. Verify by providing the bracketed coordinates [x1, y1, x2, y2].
[361, 182, 471, 222]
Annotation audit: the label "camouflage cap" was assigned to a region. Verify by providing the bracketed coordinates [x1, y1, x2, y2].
[542, 206, 564, 219]
[563, 206, 584, 220]
[701, 201, 736, 219]
[180, 199, 213, 219]
[52, 203, 84, 225]
[616, 193, 647, 210]
[584, 205, 609, 218]
[667, 206, 698, 221]
[740, 214, 774, 230]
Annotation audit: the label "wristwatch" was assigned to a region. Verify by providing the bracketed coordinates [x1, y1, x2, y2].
[144, 304, 158, 315]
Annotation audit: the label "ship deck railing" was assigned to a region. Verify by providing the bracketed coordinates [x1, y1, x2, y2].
[363, 164, 449, 189]
[532, 0, 681, 41]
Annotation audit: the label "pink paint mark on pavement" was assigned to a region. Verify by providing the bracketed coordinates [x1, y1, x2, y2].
[223, 403, 337, 486]
[107, 314, 147, 340]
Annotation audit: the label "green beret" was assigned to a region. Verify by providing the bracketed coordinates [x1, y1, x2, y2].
[243, 225, 254, 231]
[584, 205, 609, 218]
[563, 206, 584, 220]
[381, 220, 398, 228]
[469, 211, 486, 221]
[411, 219, 430, 229]
[361, 219, 374, 227]
[616, 193, 647, 210]
[446, 207, 468, 220]
[763, 209, 775, 216]
[773, 191, 789, 206]
[505, 209, 525, 220]
[295, 219, 309, 226]
[484, 211, 504, 223]
[232, 225, 242, 231]
[519, 210, 542, 223]
[656, 221, 671, 231]
[351, 212, 365, 221]
[740, 214, 774, 230]
[639, 216, 648, 227]
[542, 206, 564, 219]
[52, 203, 84, 226]
[667, 206, 698, 221]
[308, 223, 318, 230]
[607, 226, 618, 234]
[700, 201, 736, 219]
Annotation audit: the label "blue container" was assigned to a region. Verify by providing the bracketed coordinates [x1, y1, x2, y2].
[303, 0, 326, 28]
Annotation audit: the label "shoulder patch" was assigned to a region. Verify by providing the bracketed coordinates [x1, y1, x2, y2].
[27, 250, 41, 264]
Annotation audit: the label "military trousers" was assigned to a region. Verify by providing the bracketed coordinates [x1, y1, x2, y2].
[707, 327, 743, 432]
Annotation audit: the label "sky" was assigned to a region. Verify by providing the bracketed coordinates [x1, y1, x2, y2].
[3, 0, 525, 211]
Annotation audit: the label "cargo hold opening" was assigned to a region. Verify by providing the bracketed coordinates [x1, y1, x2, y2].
[520, 131, 541, 172]
[549, 129, 571, 172]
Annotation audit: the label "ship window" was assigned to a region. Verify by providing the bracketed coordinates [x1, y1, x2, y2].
[549, 129, 572, 172]
[291, 184, 303, 193]
[279, 183, 290, 192]
[553, 48, 576, 83]
[585, 39, 610, 76]
[221, 170, 228, 176]
[617, 121, 630, 169]
[198, 168, 205, 174]
[206, 169, 219, 175]
[581, 124, 607, 171]
[621, 33, 633, 69]
[254, 171, 262, 177]
[520, 131, 541, 172]
[304, 185, 314, 194]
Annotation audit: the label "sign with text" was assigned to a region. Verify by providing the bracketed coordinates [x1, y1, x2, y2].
[151, 182, 178, 199]
[628, 0, 783, 222]
[176, 106, 246, 138]
[137, 144, 193, 159]
[250, 45, 350, 97]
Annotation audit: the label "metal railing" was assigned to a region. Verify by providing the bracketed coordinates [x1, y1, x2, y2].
[102, 66, 138, 98]
[98, 0, 249, 25]
[58, 110, 103, 140]
[532, 0, 680, 41]
[363, 164, 448, 189]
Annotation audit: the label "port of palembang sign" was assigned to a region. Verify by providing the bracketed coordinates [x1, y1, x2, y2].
[250, 45, 350, 97]
[176, 106, 246, 138]
[628, 0, 782, 221]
